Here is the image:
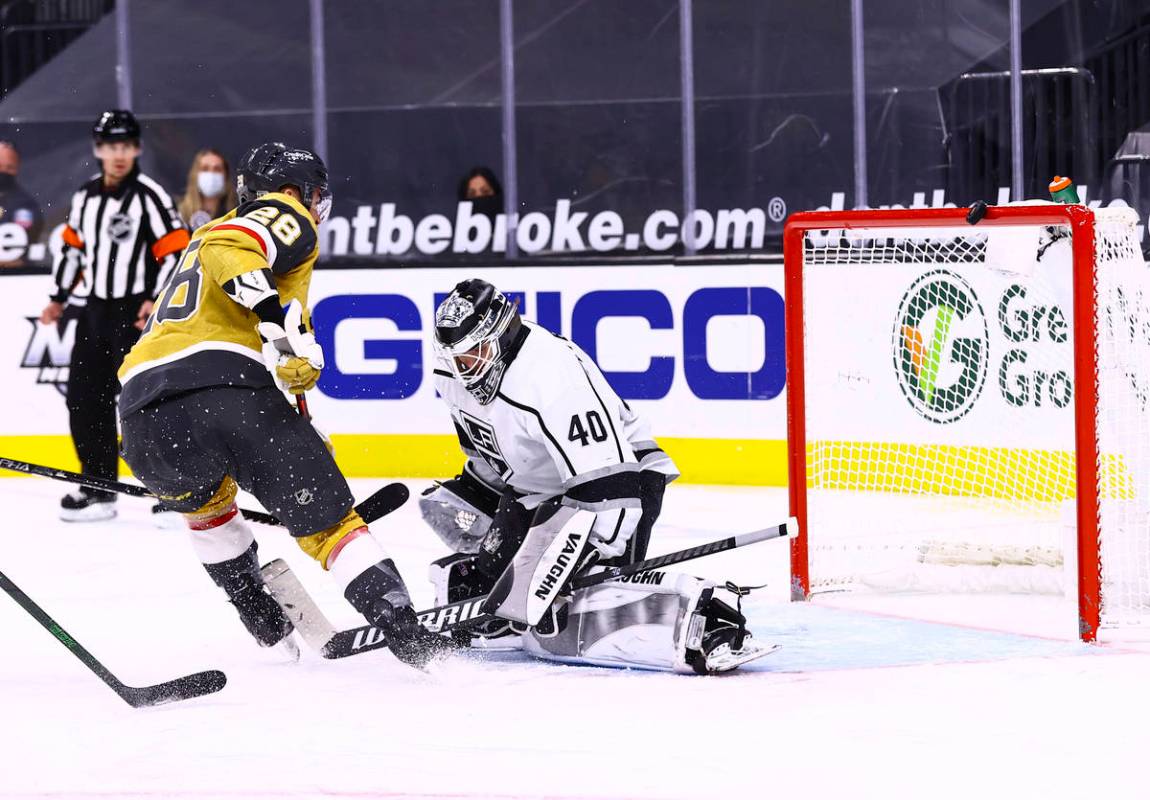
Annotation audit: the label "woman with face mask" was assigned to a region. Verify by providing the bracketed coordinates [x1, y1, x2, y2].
[457, 166, 504, 224]
[178, 148, 239, 231]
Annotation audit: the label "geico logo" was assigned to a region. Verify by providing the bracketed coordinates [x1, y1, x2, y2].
[311, 287, 786, 402]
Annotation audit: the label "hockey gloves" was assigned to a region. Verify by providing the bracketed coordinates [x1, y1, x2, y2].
[257, 299, 324, 395]
[419, 469, 503, 554]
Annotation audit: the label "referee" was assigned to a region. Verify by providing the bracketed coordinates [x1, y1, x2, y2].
[39, 109, 189, 521]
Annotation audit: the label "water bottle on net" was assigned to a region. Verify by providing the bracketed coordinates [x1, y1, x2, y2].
[1048, 175, 1081, 204]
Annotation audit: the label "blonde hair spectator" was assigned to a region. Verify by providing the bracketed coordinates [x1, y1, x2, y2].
[178, 148, 237, 230]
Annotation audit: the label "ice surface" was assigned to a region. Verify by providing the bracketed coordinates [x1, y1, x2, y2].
[1, 478, 1148, 800]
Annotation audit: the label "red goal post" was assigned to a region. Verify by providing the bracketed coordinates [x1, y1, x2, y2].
[782, 203, 1148, 643]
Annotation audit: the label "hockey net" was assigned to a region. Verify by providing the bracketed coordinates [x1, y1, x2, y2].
[783, 204, 1150, 641]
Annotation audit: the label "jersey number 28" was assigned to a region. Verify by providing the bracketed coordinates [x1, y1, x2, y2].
[142, 239, 203, 334]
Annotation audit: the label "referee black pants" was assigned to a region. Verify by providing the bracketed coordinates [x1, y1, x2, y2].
[66, 296, 144, 499]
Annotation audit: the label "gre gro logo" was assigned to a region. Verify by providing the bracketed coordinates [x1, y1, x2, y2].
[892, 269, 988, 424]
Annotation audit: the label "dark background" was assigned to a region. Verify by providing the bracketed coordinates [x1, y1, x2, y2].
[1, 0, 1148, 261]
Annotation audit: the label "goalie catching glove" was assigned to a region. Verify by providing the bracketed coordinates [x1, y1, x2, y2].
[257, 299, 324, 394]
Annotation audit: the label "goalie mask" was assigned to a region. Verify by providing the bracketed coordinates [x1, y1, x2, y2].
[434, 279, 522, 405]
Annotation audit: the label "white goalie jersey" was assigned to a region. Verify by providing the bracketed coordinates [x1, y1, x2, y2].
[428, 310, 775, 674]
[433, 319, 678, 508]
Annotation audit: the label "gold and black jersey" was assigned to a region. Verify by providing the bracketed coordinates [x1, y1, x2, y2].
[118, 192, 319, 416]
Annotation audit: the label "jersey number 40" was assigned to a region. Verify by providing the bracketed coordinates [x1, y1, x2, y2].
[568, 411, 609, 447]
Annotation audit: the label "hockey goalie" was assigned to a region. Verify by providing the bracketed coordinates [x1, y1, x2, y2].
[420, 278, 777, 674]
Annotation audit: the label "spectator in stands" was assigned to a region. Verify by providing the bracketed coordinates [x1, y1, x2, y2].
[0, 141, 44, 265]
[457, 166, 503, 223]
[177, 148, 237, 230]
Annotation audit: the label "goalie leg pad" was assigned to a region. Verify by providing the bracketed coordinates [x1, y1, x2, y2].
[521, 572, 777, 674]
[481, 501, 597, 627]
[521, 571, 700, 671]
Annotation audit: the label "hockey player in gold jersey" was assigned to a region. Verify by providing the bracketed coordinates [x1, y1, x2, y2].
[118, 142, 454, 668]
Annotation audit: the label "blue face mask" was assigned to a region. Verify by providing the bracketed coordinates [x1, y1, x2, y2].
[197, 171, 226, 199]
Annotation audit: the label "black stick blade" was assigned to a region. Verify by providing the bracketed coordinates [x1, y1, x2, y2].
[357, 483, 410, 524]
[120, 669, 228, 708]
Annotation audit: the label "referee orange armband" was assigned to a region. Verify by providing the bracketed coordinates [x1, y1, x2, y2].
[152, 229, 190, 260]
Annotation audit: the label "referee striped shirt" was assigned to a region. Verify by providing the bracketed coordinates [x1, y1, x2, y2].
[50, 164, 189, 303]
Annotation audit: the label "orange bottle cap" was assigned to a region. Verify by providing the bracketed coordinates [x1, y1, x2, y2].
[1049, 176, 1072, 191]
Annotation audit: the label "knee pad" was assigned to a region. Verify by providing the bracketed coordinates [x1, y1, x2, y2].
[295, 509, 369, 568]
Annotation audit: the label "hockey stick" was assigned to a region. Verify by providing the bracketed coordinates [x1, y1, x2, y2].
[0, 569, 226, 708]
[0, 457, 409, 527]
[264, 516, 798, 659]
[354, 482, 410, 524]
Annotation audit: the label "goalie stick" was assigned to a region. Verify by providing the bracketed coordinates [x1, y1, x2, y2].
[0, 570, 226, 708]
[263, 516, 798, 659]
[0, 457, 409, 527]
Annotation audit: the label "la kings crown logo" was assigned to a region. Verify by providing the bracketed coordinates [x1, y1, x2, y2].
[21, 316, 77, 396]
[892, 270, 989, 424]
[436, 295, 474, 329]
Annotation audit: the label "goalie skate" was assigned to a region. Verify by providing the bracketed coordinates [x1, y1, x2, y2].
[702, 634, 780, 673]
[681, 586, 779, 674]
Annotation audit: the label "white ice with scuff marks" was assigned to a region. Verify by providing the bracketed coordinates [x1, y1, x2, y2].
[1, 479, 1148, 800]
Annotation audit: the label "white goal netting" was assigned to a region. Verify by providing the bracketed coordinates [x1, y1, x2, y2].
[793, 207, 1150, 634]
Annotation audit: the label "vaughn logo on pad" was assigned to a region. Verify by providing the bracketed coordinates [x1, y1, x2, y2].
[525, 512, 592, 626]
[892, 269, 989, 424]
